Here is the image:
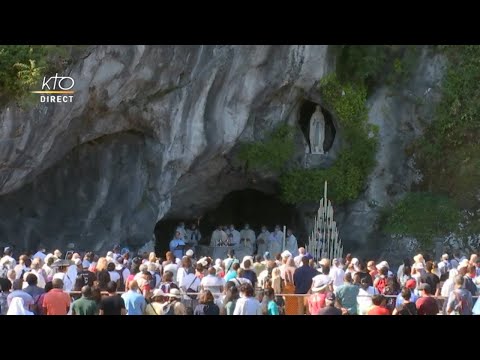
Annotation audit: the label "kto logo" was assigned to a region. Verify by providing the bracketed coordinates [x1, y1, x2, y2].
[31, 73, 75, 103]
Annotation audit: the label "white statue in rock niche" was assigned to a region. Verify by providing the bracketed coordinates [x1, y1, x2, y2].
[309, 105, 325, 154]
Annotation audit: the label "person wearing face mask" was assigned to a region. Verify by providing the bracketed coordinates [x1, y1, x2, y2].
[285, 229, 298, 257]
[210, 225, 228, 247]
[186, 223, 202, 248]
[268, 226, 284, 258]
[227, 224, 241, 246]
[240, 223, 256, 248]
[256, 226, 270, 257]
[176, 222, 187, 239]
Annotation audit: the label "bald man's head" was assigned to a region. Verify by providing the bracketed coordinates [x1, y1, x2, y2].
[81, 285, 92, 298]
[52, 278, 64, 289]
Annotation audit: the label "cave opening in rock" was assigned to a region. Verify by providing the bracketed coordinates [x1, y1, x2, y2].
[154, 189, 305, 255]
[298, 100, 336, 152]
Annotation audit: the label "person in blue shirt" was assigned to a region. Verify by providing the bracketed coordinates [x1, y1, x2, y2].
[121, 280, 146, 315]
[264, 287, 279, 315]
[293, 256, 318, 314]
[170, 231, 186, 259]
[396, 279, 418, 307]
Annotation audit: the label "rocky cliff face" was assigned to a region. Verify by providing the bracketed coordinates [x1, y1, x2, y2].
[0, 45, 331, 252]
[0, 45, 447, 256]
[334, 49, 446, 259]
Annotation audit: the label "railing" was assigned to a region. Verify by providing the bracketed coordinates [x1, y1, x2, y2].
[65, 290, 479, 315]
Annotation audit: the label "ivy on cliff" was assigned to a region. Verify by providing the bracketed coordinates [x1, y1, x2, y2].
[235, 46, 425, 205]
[237, 123, 295, 172]
[280, 74, 378, 204]
[334, 45, 421, 93]
[414, 45, 480, 210]
[382, 192, 460, 248]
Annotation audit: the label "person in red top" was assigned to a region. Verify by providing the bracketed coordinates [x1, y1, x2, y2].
[42, 278, 71, 315]
[415, 283, 439, 315]
[367, 294, 391, 315]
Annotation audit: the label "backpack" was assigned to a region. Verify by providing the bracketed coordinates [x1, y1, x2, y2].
[149, 273, 158, 290]
[116, 269, 125, 292]
[186, 276, 198, 300]
[31, 294, 43, 315]
[160, 282, 178, 295]
[163, 303, 175, 315]
[452, 290, 470, 315]
[0, 264, 8, 279]
[19, 268, 26, 280]
[464, 276, 477, 296]
[376, 277, 388, 294]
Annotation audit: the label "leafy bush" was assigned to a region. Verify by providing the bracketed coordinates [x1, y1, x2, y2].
[415, 45, 480, 209]
[383, 192, 461, 247]
[0, 45, 47, 102]
[0, 45, 79, 105]
[334, 45, 421, 93]
[237, 123, 295, 172]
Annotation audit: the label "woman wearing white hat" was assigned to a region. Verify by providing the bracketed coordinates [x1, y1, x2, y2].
[144, 289, 167, 315]
[162, 288, 187, 315]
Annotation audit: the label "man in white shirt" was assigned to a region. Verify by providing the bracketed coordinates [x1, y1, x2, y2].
[279, 250, 292, 279]
[330, 258, 346, 290]
[438, 254, 451, 278]
[285, 229, 298, 256]
[32, 245, 47, 262]
[294, 247, 306, 268]
[67, 256, 80, 286]
[52, 260, 74, 293]
[201, 267, 225, 302]
[180, 268, 201, 301]
[233, 283, 262, 315]
[0, 247, 16, 270]
[24, 258, 47, 289]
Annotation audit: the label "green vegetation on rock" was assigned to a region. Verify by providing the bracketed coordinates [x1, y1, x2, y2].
[0, 46, 46, 103]
[0, 45, 81, 106]
[334, 45, 421, 93]
[238, 46, 423, 205]
[415, 45, 480, 210]
[384, 45, 480, 246]
[280, 74, 378, 204]
[382, 192, 461, 247]
[237, 123, 295, 172]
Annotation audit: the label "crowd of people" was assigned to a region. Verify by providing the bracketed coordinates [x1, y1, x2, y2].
[1, 235, 480, 315]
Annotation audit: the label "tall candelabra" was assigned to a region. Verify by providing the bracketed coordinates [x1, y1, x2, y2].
[305, 181, 343, 261]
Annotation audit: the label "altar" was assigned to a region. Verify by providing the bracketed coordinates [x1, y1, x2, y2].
[194, 245, 252, 261]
